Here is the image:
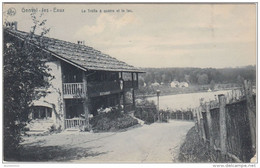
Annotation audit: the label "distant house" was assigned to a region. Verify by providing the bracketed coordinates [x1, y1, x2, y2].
[4, 24, 144, 130]
[179, 82, 189, 88]
[170, 81, 179, 88]
[151, 82, 160, 87]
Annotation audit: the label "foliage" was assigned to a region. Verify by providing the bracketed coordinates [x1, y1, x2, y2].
[4, 16, 51, 160]
[90, 108, 138, 132]
[140, 66, 256, 86]
[178, 127, 235, 163]
[48, 125, 62, 134]
[197, 74, 209, 85]
[136, 84, 211, 97]
[135, 99, 158, 124]
[210, 80, 216, 90]
[158, 109, 171, 123]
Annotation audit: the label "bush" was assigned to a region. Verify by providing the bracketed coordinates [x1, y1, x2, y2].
[90, 108, 138, 132]
[158, 109, 171, 123]
[135, 99, 158, 124]
[48, 125, 61, 134]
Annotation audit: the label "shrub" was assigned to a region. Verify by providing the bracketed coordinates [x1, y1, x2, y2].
[158, 109, 171, 122]
[135, 99, 158, 124]
[90, 108, 138, 132]
[48, 125, 61, 134]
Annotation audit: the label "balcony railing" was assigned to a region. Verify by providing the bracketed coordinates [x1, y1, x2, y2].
[88, 81, 121, 97]
[63, 80, 138, 98]
[63, 83, 85, 98]
[65, 118, 87, 129]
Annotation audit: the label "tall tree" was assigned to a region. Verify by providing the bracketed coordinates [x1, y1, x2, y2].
[4, 15, 51, 160]
[197, 74, 209, 85]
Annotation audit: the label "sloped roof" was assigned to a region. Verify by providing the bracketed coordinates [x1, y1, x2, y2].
[5, 28, 144, 73]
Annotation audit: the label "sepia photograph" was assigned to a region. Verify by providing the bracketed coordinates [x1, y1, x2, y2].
[2, 2, 257, 166]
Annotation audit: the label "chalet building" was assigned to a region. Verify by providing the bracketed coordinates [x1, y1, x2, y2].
[4, 23, 144, 130]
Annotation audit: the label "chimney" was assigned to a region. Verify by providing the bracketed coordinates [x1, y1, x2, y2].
[77, 40, 85, 45]
[13, 21, 17, 30]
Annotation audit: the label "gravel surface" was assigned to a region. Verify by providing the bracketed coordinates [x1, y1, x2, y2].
[21, 120, 194, 163]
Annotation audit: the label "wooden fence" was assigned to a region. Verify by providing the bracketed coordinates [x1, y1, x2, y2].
[193, 80, 256, 162]
[169, 110, 194, 121]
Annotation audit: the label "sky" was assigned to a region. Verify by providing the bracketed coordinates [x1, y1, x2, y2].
[3, 3, 256, 68]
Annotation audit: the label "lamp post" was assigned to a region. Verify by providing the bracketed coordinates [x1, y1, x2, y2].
[156, 90, 160, 122]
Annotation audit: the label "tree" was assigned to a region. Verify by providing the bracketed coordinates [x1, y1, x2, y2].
[210, 80, 216, 90]
[184, 74, 190, 83]
[197, 74, 209, 85]
[138, 76, 145, 87]
[162, 73, 171, 84]
[144, 72, 152, 84]
[4, 15, 51, 160]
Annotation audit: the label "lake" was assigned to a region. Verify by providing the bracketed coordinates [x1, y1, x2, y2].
[147, 90, 231, 110]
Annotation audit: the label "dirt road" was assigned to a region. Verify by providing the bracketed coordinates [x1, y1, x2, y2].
[22, 120, 194, 163]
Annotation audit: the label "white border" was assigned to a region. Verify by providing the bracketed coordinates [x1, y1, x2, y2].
[0, 1, 258, 168]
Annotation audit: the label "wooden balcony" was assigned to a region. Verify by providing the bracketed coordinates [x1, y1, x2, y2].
[63, 80, 138, 98]
[88, 81, 121, 97]
[65, 118, 87, 129]
[63, 83, 85, 99]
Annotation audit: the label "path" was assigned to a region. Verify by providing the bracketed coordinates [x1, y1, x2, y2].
[21, 120, 194, 162]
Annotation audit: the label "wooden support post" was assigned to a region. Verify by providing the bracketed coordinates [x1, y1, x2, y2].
[218, 94, 227, 155]
[244, 80, 256, 154]
[131, 73, 134, 87]
[118, 93, 121, 107]
[136, 73, 139, 88]
[182, 112, 184, 120]
[82, 71, 89, 130]
[131, 73, 135, 110]
[132, 89, 135, 109]
[206, 102, 213, 148]
[123, 91, 126, 113]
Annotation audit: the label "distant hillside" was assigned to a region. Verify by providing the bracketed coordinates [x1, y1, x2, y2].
[138, 65, 256, 86]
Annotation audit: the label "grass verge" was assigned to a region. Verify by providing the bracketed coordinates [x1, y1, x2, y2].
[178, 126, 236, 163]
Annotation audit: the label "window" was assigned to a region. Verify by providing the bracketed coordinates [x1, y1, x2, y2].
[31, 106, 52, 119]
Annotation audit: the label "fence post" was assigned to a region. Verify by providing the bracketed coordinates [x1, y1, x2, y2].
[244, 80, 256, 154]
[196, 108, 201, 136]
[193, 109, 198, 132]
[206, 102, 213, 148]
[199, 106, 206, 142]
[218, 94, 227, 155]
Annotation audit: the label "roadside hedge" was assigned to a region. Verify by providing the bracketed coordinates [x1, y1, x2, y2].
[90, 108, 138, 132]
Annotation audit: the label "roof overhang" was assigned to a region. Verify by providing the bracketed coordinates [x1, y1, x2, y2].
[4, 28, 145, 73]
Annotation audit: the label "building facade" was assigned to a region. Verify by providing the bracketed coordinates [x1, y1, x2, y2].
[4, 25, 143, 130]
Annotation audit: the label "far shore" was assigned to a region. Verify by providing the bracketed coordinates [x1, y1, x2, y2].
[136, 87, 240, 99]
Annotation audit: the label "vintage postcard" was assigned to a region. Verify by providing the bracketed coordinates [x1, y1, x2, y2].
[2, 2, 257, 166]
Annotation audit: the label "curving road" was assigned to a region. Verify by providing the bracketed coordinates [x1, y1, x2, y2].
[22, 120, 194, 163]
